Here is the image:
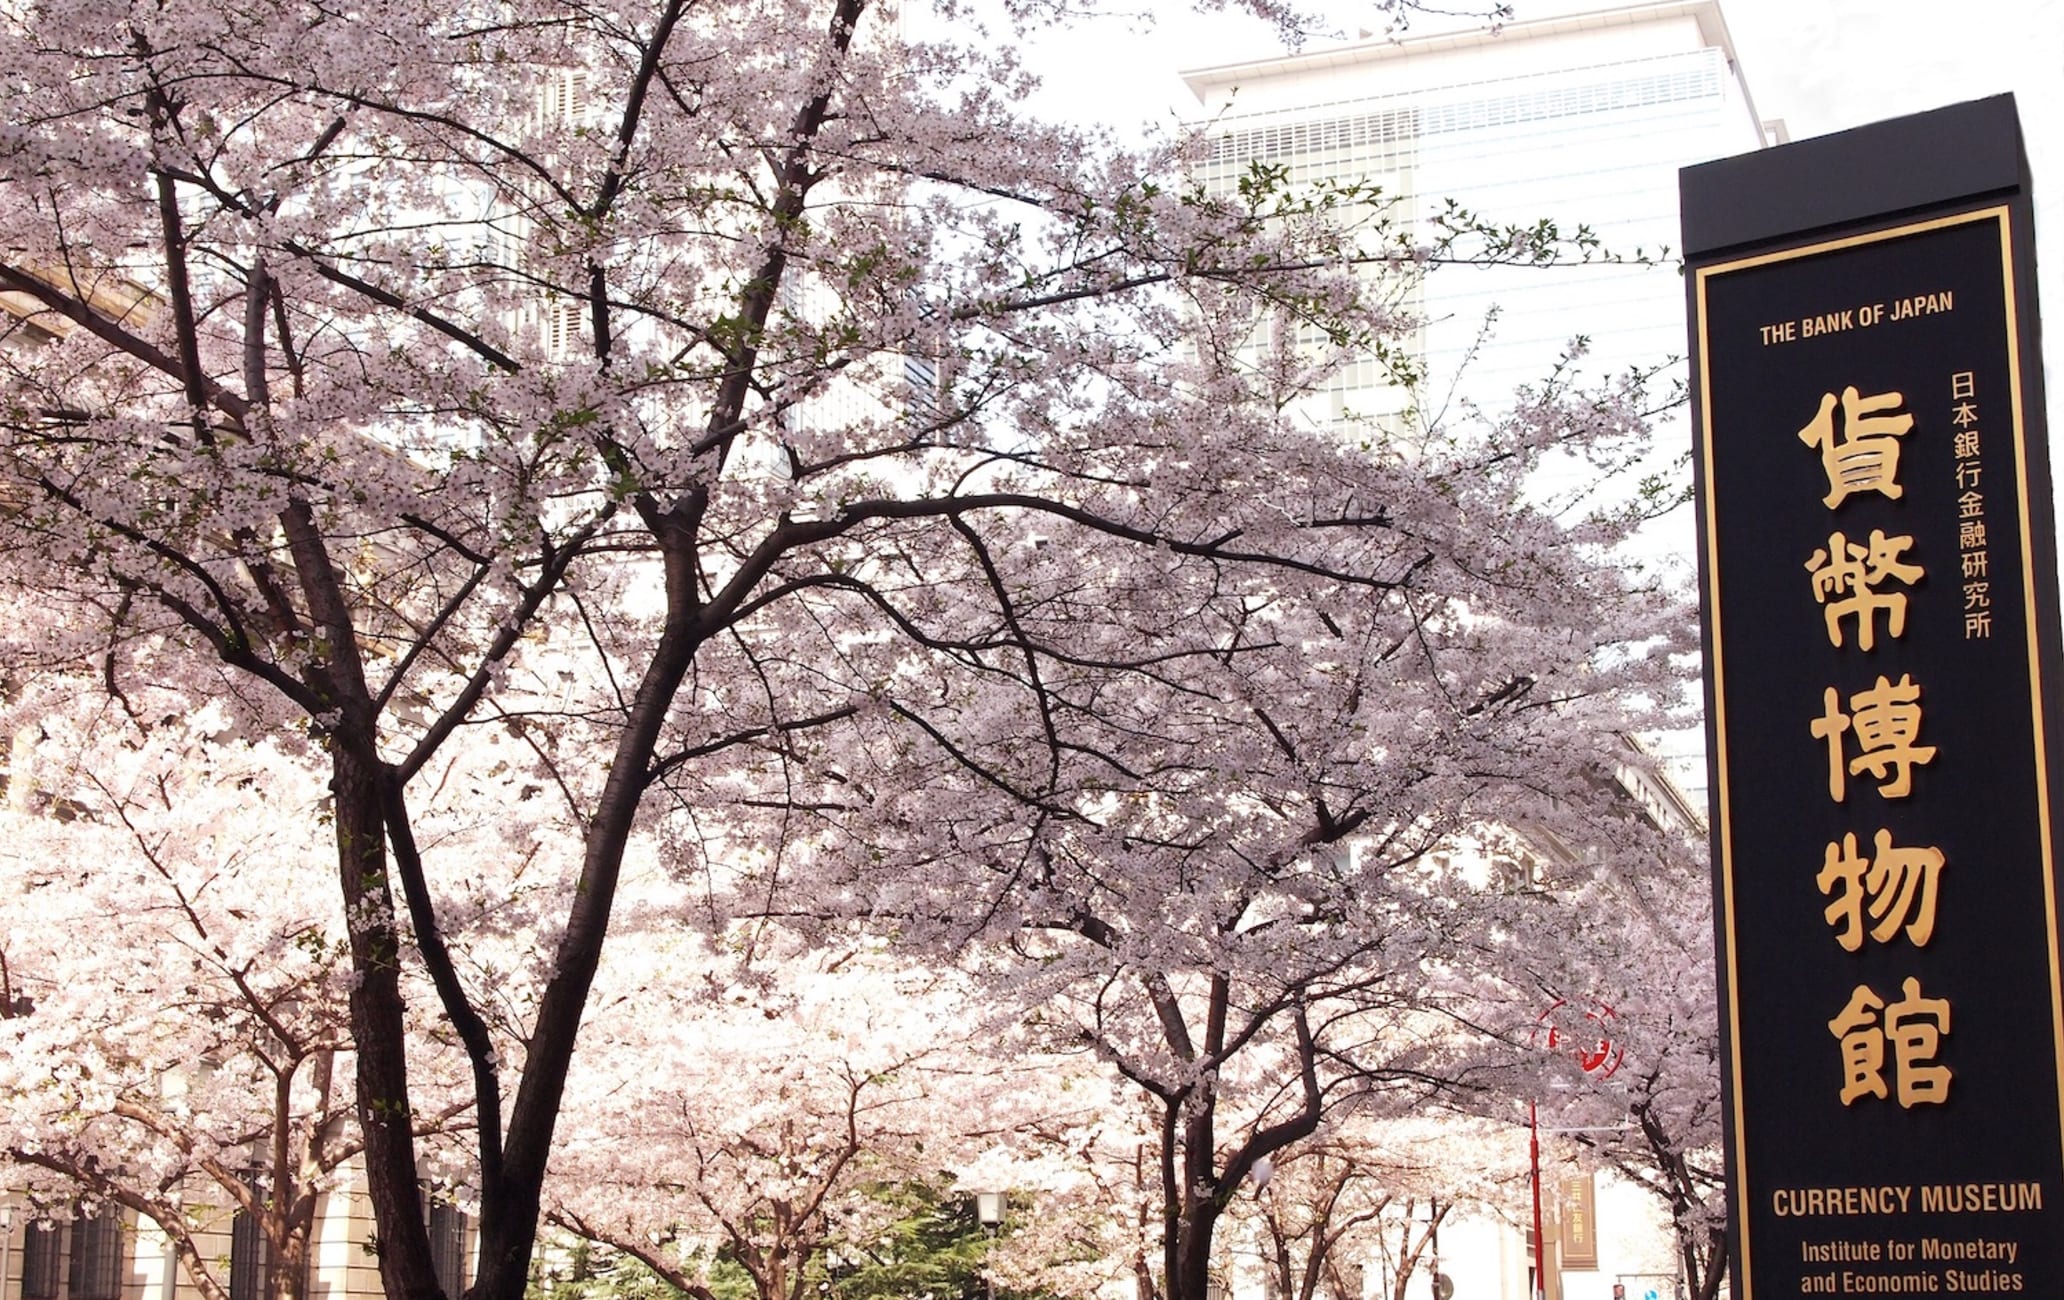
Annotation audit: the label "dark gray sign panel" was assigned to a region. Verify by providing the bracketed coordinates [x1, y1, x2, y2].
[1683, 97, 2064, 1296]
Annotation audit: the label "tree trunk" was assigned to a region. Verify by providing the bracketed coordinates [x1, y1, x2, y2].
[270, 1223, 310, 1300]
[1171, 1198, 1223, 1300]
[1686, 1225, 1729, 1300]
[333, 741, 441, 1300]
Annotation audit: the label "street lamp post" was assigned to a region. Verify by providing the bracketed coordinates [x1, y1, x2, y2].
[976, 1192, 1007, 1300]
[1530, 999, 1627, 1300]
[1530, 1101, 1546, 1300]
[1530, 1112, 1637, 1300]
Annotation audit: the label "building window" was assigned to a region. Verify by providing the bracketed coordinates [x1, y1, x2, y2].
[427, 1201, 468, 1300]
[229, 1203, 269, 1300]
[16, 1208, 127, 1300]
[67, 1208, 123, 1300]
[22, 1221, 61, 1300]
[229, 1185, 307, 1300]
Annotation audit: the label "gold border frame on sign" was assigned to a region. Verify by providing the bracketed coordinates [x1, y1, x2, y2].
[1692, 204, 2062, 1299]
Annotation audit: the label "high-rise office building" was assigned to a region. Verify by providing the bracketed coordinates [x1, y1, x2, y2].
[1183, 1, 1773, 426]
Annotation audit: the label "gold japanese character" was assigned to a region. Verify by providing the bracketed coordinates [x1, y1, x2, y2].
[1952, 371, 1977, 400]
[1953, 404, 1980, 432]
[1957, 461, 1983, 490]
[1958, 490, 1985, 519]
[1805, 530, 1922, 651]
[1811, 675, 1936, 801]
[1962, 551, 1988, 579]
[1967, 611, 1994, 639]
[1966, 582, 1991, 611]
[1953, 427, 1981, 456]
[1849, 674, 1936, 797]
[1960, 520, 1988, 551]
[1817, 829, 1945, 952]
[1799, 386, 1915, 508]
[1827, 978, 1953, 1108]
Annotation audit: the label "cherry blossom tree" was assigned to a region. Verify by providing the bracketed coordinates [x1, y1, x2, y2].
[542, 941, 1087, 1300]
[0, 1, 1685, 1298]
[1413, 762, 1723, 1300]
[1228, 1115, 1514, 1300]
[0, 700, 461, 1300]
[709, 413, 1694, 1300]
[1535, 832, 1728, 1300]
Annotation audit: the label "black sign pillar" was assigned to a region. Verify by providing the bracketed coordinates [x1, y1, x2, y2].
[1683, 95, 2064, 1296]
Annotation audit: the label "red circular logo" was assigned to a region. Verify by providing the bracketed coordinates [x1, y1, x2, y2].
[1537, 998, 1624, 1079]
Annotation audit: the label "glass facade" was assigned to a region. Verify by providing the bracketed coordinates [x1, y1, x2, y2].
[1196, 40, 1753, 424]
